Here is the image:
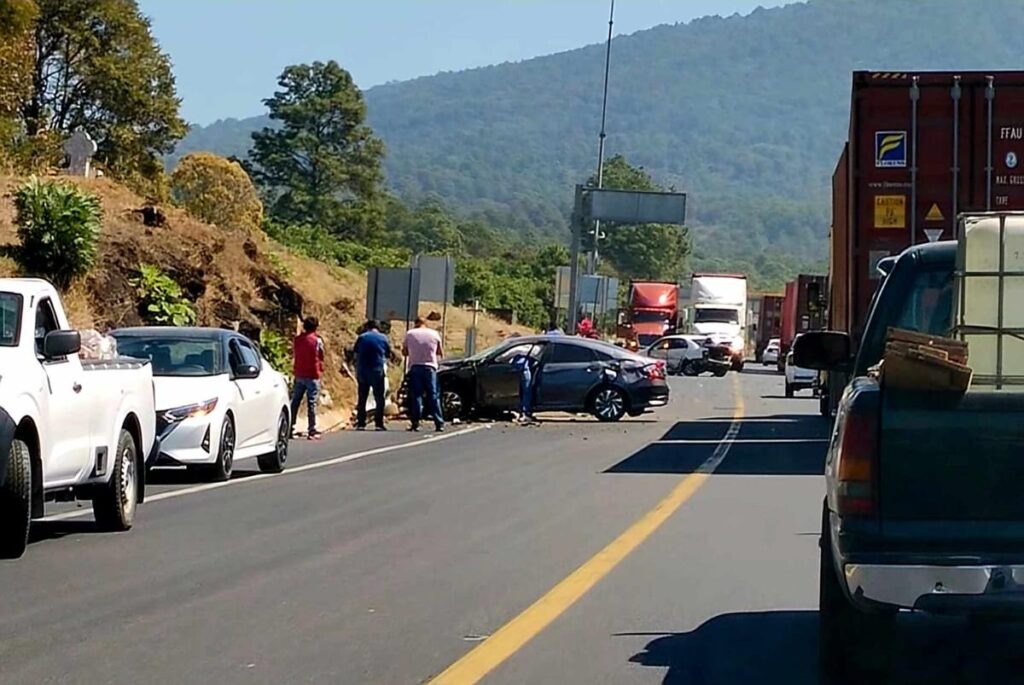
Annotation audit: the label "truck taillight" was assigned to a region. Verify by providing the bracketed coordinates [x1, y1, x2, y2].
[835, 408, 879, 517]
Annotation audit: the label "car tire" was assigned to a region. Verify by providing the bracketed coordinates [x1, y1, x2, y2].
[713, 367, 728, 377]
[591, 386, 627, 422]
[732, 359, 744, 372]
[93, 429, 138, 532]
[257, 410, 289, 474]
[441, 389, 467, 422]
[819, 502, 895, 683]
[681, 360, 699, 377]
[208, 416, 235, 482]
[0, 438, 32, 559]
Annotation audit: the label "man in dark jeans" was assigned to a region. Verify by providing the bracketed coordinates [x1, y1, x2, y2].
[403, 317, 445, 432]
[353, 320, 391, 431]
[292, 316, 325, 439]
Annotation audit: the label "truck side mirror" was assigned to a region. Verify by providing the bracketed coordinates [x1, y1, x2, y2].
[43, 330, 81, 359]
[793, 331, 852, 371]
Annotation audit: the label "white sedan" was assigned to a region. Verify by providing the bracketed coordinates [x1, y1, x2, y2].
[113, 327, 291, 481]
[784, 339, 818, 398]
[762, 337, 781, 366]
[643, 334, 707, 375]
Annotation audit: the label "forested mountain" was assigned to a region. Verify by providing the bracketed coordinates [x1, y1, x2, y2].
[170, 0, 1024, 276]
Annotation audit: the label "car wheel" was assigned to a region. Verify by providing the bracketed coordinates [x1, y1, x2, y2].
[0, 439, 32, 559]
[819, 502, 895, 683]
[257, 410, 289, 474]
[441, 389, 466, 422]
[93, 429, 138, 532]
[713, 367, 728, 377]
[591, 386, 627, 422]
[209, 416, 235, 482]
[681, 360, 699, 377]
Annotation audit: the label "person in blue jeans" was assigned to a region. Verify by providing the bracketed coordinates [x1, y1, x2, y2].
[353, 320, 392, 431]
[403, 318, 445, 432]
[510, 345, 540, 423]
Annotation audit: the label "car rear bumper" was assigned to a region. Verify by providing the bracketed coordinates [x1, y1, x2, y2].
[629, 383, 670, 409]
[845, 563, 1024, 615]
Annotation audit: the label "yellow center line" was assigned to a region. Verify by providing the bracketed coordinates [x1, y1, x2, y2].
[427, 374, 745, 684]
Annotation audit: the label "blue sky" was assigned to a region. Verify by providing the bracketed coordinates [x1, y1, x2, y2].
[140, 1, 789, 125]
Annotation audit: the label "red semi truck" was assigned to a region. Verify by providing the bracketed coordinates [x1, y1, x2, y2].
[824, 70, 1024, 414]
[618, 281, 679, 348]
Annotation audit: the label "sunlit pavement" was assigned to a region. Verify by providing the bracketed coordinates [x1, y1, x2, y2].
[3, 370, 1018, 684]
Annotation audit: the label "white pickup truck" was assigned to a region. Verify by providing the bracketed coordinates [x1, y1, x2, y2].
[0, 279, 156, 559]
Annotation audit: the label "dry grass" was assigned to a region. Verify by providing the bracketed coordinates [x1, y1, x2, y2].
[0, 174, 533, 427]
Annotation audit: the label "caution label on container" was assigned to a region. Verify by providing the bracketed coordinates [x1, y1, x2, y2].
[925, 203, 944, 222]
[874, 195, 906, 229]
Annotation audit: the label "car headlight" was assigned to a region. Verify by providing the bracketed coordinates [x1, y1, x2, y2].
[162, 397, 218, 424]
[730, 337, 744, 353]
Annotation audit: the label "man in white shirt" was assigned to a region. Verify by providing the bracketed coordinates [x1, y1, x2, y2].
[403, 317, 445, 432]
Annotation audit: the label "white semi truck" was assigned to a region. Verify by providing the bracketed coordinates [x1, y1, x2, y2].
[689, 273, 748, 371]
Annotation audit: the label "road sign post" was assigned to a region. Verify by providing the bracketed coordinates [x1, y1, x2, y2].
[566, 186, 686, 331]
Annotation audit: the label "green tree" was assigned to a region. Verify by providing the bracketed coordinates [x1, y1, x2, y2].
[170, 152, 263, 232]
[21, 0, 186, 183]
[249, 60, 385, 238]
[14, 177, 100, 286]
[589, 155, 690, 281]
[0, 0, 37, 116]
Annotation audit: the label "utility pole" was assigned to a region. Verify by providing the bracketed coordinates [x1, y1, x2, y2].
[587, 0, 615, 275]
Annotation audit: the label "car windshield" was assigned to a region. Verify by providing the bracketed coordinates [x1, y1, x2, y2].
[694, 308, 738, 324]
[0, 292, 21, 347]
[632, 311, 670, 324]
[116, 336, 222, 376]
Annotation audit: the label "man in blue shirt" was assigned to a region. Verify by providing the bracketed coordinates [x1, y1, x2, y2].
[353, 320, 392, 431]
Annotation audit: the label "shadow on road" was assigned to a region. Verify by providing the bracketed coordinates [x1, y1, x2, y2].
[740, 366, 782, 377]
[605, 413, 830, 476]
[29, 519, 102, 544]
[625, 611, 818, 684]
[627, 611, 1024, 685]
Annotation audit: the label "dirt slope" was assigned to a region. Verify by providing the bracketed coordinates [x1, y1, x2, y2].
[0, 176, 530, 426]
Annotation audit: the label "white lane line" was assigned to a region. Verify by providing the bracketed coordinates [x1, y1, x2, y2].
[695, 410, 743, 475]
[659, 438, 828, 445]
[41, 426, 484, 522]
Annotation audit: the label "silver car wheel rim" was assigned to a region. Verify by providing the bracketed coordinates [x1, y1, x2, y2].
[442, 391, 462, 418]
[596, 389, 623, 418]
[222, 422, 235, 473]
[121, 445, 136, 518]
[277, 415, 289, 462]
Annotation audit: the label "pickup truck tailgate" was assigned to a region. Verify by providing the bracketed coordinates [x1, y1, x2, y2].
[881, 389, 1024, 521]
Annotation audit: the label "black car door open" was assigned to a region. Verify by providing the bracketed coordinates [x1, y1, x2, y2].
[475, 342, 538, 411]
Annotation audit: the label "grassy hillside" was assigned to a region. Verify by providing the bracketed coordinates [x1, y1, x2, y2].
[170, 0, 1024, 270]
[0, 177, 527, 426]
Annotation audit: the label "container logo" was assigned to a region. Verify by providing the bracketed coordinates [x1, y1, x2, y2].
[1008, 151, 1019, 169]
[875, 131, 907, 168]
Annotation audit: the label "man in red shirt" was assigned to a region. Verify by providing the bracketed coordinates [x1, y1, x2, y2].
[292, 316, 325, 439]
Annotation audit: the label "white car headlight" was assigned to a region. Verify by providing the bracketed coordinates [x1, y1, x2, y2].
[162, 397, 218, 424]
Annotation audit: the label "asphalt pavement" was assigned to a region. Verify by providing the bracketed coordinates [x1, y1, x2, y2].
[2, 368, 1020, 684]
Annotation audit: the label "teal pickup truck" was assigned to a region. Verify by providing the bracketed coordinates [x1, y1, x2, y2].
[795, 224, 1024, 681]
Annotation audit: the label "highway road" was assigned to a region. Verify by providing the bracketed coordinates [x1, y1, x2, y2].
[1, 370, 1018, 684]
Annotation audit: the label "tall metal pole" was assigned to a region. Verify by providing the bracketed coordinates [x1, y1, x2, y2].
[587, 0, 615, 275]
[567, 185, 584, 333]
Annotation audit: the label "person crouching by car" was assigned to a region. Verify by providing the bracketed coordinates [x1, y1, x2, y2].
[292, 316, 325, 439]
[403, 317, 445, 433]
[353, 320, 391, 431]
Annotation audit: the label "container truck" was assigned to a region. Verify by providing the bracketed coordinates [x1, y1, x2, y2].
[824, 70, 1024, 416]
[779, 275, 827, 370]
[617, 281, 679, 348]
[755, 294, 784, 362]
[690, 273, 747, 370]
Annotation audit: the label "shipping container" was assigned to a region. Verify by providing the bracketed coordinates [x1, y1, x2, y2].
[755, 294, 784, 359]
[832, 70, 1024, 340]
[781, 275, 828, 354]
